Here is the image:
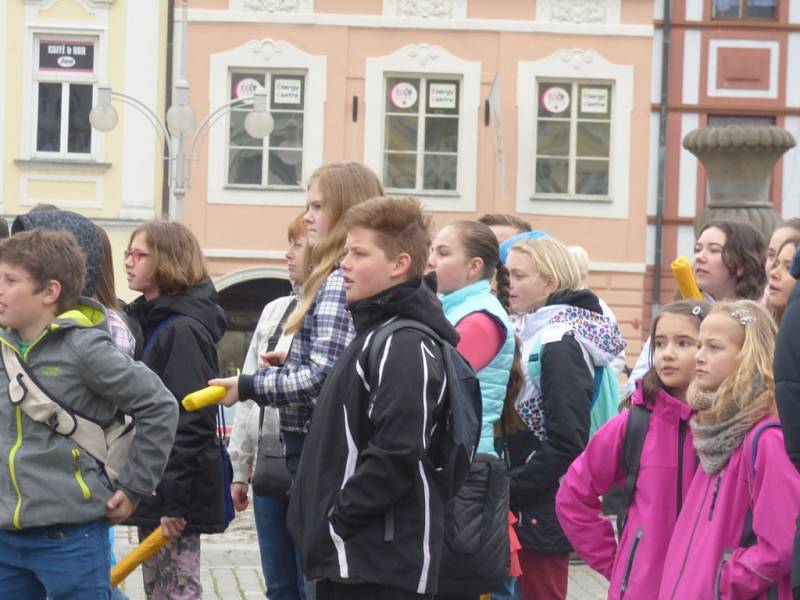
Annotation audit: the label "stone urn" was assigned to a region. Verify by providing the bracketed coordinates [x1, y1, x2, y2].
[682, 125, 795, 240]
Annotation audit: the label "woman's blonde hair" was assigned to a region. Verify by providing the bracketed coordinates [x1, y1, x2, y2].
[508, 237, 582, 293]
[285, 162, 383, 333]
[703, 300, 777, 423]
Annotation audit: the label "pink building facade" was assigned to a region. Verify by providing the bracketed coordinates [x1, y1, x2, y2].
[176, 1, 655, 372]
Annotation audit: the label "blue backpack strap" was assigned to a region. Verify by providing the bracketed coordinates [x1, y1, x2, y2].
[143, 315, 178, 356]
[740, 420, 781, 548]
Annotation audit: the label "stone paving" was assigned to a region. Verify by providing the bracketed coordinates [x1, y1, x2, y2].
[114, 506, 608, 600]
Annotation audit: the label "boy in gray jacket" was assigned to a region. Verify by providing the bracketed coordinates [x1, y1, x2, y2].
[0, 229, 178, 599]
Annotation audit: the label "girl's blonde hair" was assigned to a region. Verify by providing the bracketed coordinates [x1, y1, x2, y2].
[285, 162, 383, 333]
[508, 237, 582, 293]
[703, 300, 777, 422]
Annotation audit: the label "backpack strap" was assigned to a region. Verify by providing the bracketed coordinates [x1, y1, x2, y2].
[258, 298, 298, 439]
[618, 403, 652, 533]
[365, 318, 440, 388]
[0, 343, 111, 466]
[142, 315, 178, 356]
[740, 420, 781, 548]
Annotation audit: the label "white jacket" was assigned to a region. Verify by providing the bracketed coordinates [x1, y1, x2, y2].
[228, 293, 297, 483]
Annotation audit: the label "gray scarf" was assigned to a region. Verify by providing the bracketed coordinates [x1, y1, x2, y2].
[688, 384, 768, 474]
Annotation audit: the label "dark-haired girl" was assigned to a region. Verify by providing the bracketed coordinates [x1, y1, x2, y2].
[556, 301, 709, 599]
[427, 220, 520, 455]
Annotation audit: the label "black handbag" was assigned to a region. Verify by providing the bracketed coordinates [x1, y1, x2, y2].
[250, 298, 296, 498]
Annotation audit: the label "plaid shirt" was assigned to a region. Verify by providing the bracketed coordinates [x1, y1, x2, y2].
[252, 269, 354, 433]
[105, 308, 136, 357]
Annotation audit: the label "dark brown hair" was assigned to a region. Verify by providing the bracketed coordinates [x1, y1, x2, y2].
[640, 300, 710, 406]
[478, 213, 532, 234]
[700, 220, 767, 301]
[449, 221, 511, 310]
[343, 196, 432, 279]
[93, 225, 121, 312]
[0, 229, 85, 313]
[768, 236, 800, 323]
[129, 221, 208, 296]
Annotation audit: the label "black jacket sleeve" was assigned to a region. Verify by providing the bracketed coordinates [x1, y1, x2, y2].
[149, 318, 220, 517]
[329, 330, 445, 539]
[509, 333, 594, 509]
[776, 285, 800, 472]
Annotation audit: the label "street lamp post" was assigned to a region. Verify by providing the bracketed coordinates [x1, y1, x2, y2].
[89, 0, 273, 218]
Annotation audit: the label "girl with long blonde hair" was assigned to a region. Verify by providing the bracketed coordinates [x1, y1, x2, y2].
[213, 162, 383, 480]
[658, 300, 800, 599]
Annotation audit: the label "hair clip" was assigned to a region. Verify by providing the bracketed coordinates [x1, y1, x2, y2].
[691, 305, 703, 317]
[730, 309, 756, 326]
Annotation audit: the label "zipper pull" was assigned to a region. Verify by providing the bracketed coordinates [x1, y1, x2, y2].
[708, 474, 723, 520]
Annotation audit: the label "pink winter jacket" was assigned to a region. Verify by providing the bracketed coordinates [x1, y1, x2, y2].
[658, 416, 800, 600]
[556, 385, 696, 599]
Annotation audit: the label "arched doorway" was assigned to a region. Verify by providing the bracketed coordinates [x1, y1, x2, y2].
[214, 267, 293, 379]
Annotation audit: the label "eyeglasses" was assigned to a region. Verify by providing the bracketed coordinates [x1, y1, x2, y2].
[123, 248, 149, 263]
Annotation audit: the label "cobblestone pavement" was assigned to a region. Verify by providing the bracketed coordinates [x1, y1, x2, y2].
[114, 507, 608, 600]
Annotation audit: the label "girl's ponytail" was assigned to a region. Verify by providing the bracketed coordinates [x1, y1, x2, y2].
[495, 261, 511, 312]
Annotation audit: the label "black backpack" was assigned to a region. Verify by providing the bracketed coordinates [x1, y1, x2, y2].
[367, 319, 482, 500]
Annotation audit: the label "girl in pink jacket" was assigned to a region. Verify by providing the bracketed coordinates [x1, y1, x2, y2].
[658, 300, 800, 599]
[556, 300, 708, 599]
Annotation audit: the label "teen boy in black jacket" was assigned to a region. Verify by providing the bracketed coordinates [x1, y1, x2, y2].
[287, 197, 458, 599]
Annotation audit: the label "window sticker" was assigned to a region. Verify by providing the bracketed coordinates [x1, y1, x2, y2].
[390, 81, 418, 109]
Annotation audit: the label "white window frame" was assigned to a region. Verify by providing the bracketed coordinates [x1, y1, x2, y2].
[208, 38, 326, 206]
[381, 75, 462, 195]
[517, 49, 633, 219]
[364, 43, 480, 212]
[225, 69, 308, 189]
[532, 79, 613, 198]
[32, 35, 98, 159]
[22, 25, 108, 162]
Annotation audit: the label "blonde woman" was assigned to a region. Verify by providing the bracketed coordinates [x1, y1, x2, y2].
[503, 237, 625, 600]
[213, 162, 383, 479]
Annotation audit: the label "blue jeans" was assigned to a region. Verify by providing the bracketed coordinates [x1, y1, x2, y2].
[0, 519, 110, 600]
[254, 494, 305, 600]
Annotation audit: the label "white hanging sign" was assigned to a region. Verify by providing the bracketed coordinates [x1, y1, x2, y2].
[428, 83, 457, 110]
[581, 88, 609, 114]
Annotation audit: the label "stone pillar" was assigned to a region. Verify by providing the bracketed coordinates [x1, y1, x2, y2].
[682, 125, 795, 240]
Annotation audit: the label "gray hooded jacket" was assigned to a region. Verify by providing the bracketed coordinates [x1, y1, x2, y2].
[0, 298, 178, 530]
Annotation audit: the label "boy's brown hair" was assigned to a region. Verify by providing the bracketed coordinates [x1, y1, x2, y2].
[0, 229, 86, 313]
[343, 196, 432, 279]
[129, 221, 208, 296]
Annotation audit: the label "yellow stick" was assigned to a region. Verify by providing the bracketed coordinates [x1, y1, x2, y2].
[110, 526, 169, 587]
[181, 385, 226, 411]
[670, 256, 704, 301]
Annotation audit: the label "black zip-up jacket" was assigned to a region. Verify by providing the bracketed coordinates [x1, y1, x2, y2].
[503, 289, 598, 555]
[776, 267, 800, 472]
[288, 274, 459, 595]
[125, 278, 228, 534]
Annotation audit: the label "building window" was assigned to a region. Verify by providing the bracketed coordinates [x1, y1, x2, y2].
[712, 0, 778, 19]
[382, 76, 460, 192]
[34, 37, 96, 157]
[227, 71, 306, 188]
[534, 81, 612, 197]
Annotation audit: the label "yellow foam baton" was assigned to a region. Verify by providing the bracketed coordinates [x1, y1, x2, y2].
[671, 256, 704, 301]
[181, 385, 226, 411]
[110, 526, 169, 587]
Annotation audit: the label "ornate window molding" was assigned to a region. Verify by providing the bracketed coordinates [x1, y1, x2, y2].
[516, 49, 633, 219]
[229, 0, 314, 12]
[382, 0, 467, 19]
[364, 43, 480, 212]
[207, 38, 326, 206]
[536, 0, 621, 25]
